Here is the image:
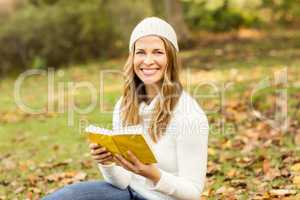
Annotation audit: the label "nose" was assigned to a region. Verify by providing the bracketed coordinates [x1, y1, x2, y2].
[143, 54, 155, 65]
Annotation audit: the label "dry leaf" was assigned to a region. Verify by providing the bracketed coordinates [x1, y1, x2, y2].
[269, 189, 296, 196]
[2, 158, 16, 170]
[46, 171, 87, 184]
[14, 186, 25, 194]
[230, 179, 247, 188]
[216, 186, 227, 194]
[293, 176, 300, 188]
[0, 195, 7, 200]
[226, 169, 237, 178]
[27, 174, 39, 186]
[291, 163, 300, 172]
[294, 132, 300, 145]
[73, 172, 87, 182]
[263, 159, 270, 174]
[80, 159, 93, 169]
[208, 147, 216, 156]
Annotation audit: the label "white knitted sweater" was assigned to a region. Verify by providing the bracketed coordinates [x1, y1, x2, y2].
[98, 91, 209, 200]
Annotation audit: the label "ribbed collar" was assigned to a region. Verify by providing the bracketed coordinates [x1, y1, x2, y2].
[139, 94, 160, 118]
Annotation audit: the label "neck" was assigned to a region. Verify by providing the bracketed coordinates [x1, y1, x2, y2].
[145, 84, 161, 102]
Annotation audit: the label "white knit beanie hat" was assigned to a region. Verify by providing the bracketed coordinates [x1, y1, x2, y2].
[129, 17, 179, 52]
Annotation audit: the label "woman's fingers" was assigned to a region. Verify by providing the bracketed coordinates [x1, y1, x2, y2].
[89, 143, 97, 149]
[89, 143, 103, 150]
[90, 147, 107, 156]
[92, 152, 111, 160]
[115, 154, 136, 171]
[93, 153, 113, 163]
[97, 155, 113, 164]
[113, 156, 130, 171]
[126, 151, 140, 165]
[88, 144, 114, 164]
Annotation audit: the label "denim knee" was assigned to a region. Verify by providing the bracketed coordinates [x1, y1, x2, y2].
[42, 181, 131, 200]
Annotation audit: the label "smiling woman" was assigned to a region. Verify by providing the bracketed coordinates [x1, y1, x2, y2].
[133, 36, 167, 86]
[42, 17, 209, 200]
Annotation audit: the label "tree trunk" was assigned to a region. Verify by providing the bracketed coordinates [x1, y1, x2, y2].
[164, 0, 194, 49]
[150, 0, 166, 17]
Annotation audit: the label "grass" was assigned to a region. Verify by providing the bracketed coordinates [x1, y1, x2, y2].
[0, 29, 300, 199]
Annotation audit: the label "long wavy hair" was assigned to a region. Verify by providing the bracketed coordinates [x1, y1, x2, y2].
[121, 36, 183, 143]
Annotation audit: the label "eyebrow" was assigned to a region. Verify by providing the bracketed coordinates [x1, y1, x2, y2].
[135, 48, 164, 51]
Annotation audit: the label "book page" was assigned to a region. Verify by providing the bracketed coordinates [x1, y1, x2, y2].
[85, 125, 120, 155]
[113, 134, 157, 164]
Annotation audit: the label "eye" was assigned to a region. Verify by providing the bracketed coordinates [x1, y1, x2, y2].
[155, 51, 164, 54]
[135, 51, 144, 55]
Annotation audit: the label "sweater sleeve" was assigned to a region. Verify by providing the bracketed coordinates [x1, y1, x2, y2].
[147, 110, 209, 200]
[98, 97, 132, 189]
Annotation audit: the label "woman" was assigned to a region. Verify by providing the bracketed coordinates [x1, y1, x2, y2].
[42, 17, 209, 200]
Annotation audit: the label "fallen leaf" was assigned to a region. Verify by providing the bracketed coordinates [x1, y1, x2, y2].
[73, 172, 87, 181]
[226, 169, 237, 178]
[216, 186, 235, 195]
[208, 147, 217, 156]
[2, 158, 16, 170]
[293, 176, 300, 188]
[295, 131, 300, 145]
[0, 180, 9, 186]
[40, 159, 72, 169]
[15, 186, 25, 194]
[0, 195, 7, 200]
[80, 159, 93, 169]
[46, 171, 87, 184]
[263, 159, 270, 174]
[27, 175, 39, 186]
[269, 189, 296, 196]
[230, 179, 247, 188]
[216, 186, 227, 194]
[290, 163, 300, 172]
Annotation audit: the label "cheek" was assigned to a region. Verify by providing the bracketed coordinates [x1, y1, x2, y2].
[133, 59, 139, 72]
[158, 57, 168, 71]
[133, 57, 142, 68]
[133, 65, 139, 78]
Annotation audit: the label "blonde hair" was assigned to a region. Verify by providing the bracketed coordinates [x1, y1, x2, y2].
[121, 36, 183, 143]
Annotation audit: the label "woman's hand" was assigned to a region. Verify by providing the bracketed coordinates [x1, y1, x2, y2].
[113, 151, 161, 184]
[89, 143, 114, 165]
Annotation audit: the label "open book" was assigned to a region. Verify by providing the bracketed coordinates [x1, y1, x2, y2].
[85, 125, 157, 164]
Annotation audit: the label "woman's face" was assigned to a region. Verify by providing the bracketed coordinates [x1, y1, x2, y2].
[133, 35, 167, 86]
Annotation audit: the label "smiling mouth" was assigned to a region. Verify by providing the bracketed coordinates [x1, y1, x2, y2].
[140, 68, 159, 76]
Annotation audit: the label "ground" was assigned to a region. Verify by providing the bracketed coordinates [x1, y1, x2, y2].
[0, 28, 300, 200]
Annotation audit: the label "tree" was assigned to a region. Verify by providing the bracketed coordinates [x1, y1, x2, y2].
[150, 0, 165, 18]
[164, 0, 194, 48]
[151, 0, 194, 49]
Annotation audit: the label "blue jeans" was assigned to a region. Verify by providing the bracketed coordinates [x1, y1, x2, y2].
[42, 181, 148, 200]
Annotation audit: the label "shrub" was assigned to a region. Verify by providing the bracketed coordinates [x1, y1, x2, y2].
[0, 0, 122, 73]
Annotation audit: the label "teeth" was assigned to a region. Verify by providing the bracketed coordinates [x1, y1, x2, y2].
[141, 68, 158, 75]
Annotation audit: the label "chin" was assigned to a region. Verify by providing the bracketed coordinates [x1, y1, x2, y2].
[142, 79, 159, 85]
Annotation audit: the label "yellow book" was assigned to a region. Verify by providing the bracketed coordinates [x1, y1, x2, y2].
[85, 125, 157, 164]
